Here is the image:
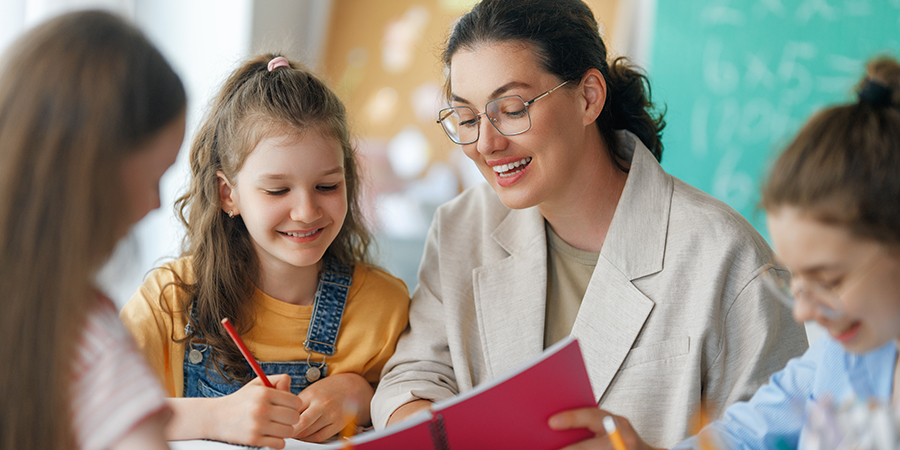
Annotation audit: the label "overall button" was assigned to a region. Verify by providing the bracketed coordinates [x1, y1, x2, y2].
[305, 366, 321, 382]
[188, 349, 203, 364]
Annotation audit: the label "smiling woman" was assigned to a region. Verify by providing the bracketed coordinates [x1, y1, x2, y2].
[370, 0, 808, 447]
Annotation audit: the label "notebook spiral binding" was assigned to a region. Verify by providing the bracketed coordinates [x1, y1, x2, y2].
[428, 412, 450, 450]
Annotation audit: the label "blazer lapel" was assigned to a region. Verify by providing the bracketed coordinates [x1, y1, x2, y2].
[572, 133, 673, 402]
[473, 206, 548, 379]
[572, 258, 655, 402]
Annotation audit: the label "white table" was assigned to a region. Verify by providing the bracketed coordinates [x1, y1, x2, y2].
[169, 439, 337, 450]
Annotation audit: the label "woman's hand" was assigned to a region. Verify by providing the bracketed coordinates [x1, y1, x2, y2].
[166, 374, 303, 449]
[549, 407, 664, 450]
[292, 372, 374, 442]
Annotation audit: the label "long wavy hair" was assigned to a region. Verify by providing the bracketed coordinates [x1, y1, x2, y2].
[443, 0, 666, 170]
[171, 54, 370, 383]
[0, 10, 185, 449]
[762, 56, 900, 245]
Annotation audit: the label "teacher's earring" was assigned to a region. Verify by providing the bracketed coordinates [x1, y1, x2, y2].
[227, 210, 234, 218]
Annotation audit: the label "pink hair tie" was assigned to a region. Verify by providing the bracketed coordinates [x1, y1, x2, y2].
[267, 56, 290, 72]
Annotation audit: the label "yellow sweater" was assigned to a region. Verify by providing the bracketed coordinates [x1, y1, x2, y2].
[120, 257, 409, 397]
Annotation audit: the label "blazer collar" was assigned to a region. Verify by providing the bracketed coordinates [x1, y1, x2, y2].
[572, 132, 673, 401]
[601, 131, 672, 281]
[490, 202, 545, 255]
[474, 132, 673, 394]
[487, 130, 672, 272]
[474, 206, 548, 378]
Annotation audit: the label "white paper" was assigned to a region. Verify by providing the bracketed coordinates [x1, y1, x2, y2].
[169, 438, 337, 450]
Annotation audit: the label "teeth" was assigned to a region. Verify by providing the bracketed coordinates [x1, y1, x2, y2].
[285, 230, 318, 238]
[492, 157, 531, 174]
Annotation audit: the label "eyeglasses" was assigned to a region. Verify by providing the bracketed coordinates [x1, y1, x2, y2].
[436, 80, 570, 145]
[759, 252, 883, 321]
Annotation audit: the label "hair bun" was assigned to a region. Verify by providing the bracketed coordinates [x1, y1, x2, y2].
[267, 56, 290, 72]
[858, 78, 892, 107]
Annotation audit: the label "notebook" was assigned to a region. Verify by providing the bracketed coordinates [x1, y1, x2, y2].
[170, 335, 595, 450]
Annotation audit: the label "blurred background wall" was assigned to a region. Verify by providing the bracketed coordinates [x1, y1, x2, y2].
[2, 0, 898, 345]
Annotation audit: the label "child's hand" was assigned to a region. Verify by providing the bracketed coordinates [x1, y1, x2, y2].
[292, 373, 374, 442]
[548, 407, 664, 450]
[210, 374, 304, 449]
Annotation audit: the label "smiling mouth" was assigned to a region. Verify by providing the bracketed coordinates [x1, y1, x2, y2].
[832, 321, 861, 343]
[280, 229, 321, 238]
[492, 157, 531, 178]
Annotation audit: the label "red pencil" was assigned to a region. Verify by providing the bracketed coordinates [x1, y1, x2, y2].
[221, 317, 274, 388]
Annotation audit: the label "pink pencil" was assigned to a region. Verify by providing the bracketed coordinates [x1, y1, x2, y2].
[221, 317, 274, 388]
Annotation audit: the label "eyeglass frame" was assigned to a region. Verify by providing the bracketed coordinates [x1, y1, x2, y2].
[436, 80, 571, 145]
[758, 250, 884, 321]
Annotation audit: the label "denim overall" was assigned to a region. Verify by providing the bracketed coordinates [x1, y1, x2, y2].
[182, 257, 353, 397]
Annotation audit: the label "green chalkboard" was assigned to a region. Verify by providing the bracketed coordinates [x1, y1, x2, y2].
[648, 0, 900, 239]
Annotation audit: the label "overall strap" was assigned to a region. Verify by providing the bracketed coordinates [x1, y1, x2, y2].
[304, 256, 354, 356]
[183, 299, 206, 365]
[185, 298, 199, 336]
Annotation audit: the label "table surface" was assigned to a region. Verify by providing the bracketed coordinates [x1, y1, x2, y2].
[169, 439, 334, 450]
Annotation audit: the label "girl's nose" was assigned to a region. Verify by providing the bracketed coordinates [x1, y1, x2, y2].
[291, 193, 323, 223]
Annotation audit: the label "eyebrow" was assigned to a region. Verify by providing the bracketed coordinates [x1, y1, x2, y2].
[256, 167, 344, 181]
[321, 167, 345, 176]
[793, 263, 843, 277]
[450, 81, 532, 105]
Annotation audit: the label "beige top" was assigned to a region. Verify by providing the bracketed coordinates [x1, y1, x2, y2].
[544, 221, 599, 348]
[371, 131, 809, 448]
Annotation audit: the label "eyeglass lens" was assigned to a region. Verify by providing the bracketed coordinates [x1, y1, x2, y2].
[440, 96, 533, 145]
[760, 266, 843, 320]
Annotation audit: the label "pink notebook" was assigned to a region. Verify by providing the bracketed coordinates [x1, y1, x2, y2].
[346, 336, 596, 450]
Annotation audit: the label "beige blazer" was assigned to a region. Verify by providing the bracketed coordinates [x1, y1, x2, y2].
[371, 132, 808, 447]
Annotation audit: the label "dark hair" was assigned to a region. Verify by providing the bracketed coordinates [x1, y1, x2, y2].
[0, 10, 185, 449]
[762, 56, 900, 245]
[443, 0, 666, 169]
[171, 54, 370, 383]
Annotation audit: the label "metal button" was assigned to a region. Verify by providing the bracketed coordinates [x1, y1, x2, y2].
[305, 366, 320, 382]
[188, 348, 203, 364]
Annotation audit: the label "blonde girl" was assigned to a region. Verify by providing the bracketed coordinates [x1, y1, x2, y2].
[0, 10, 186, 450]
[121, 55, 409, 449]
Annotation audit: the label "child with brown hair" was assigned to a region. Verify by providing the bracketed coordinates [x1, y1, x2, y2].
[121, 55, 409, 449]
[549, 55, 900, 450]
[0, 9, 186, 450]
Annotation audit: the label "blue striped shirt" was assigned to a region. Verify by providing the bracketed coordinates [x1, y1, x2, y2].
[673, 337, 897, 449]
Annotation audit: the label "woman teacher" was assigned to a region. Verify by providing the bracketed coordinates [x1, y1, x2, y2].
[371, 0, 808, 446]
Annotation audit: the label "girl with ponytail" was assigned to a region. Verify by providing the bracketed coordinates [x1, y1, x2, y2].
[121, 55, 409, 448]
[372, 0, 807, 446]
[553, 55, 900, 450]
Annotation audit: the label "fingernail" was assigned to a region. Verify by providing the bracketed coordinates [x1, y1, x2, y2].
[548, 416, 561, 429]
